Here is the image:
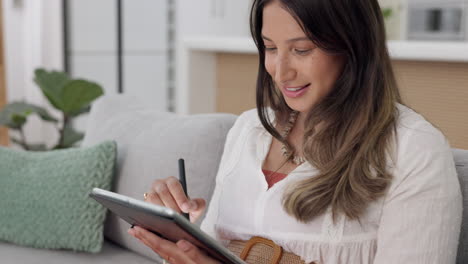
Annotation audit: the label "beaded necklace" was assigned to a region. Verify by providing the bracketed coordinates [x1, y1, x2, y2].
[280, 111, 306, 165]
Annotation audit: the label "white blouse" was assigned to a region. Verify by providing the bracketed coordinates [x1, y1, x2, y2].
[200, 104, 462, 264]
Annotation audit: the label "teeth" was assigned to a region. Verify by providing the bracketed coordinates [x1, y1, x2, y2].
[286, 87, 304, 91]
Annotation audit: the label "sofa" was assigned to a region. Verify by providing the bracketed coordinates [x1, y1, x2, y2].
[0, 94, 467, 264]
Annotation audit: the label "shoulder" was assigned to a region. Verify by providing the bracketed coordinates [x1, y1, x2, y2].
[229, 108, 266, 133]
[236, 108, 262, 126]
[395, 103, 449, 154]
[222, 108, 262, 148]
[390, 104, 456, 192]
[215, 108, 264, 177]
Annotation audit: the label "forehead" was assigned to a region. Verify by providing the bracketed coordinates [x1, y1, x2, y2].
[262, 1, 306, 38]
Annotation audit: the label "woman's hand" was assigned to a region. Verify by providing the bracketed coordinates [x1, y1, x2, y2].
[128, 226, 220, 264]
[146, 176, 206, 223]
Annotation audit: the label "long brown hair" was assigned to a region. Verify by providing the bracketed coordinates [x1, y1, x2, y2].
[250, 0, 402, 222]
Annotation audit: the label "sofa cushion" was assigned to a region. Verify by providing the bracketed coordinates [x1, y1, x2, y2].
[0, 141, 116, 253]
[0, 240, 158, 264]
[82, 95, 237, 262]
[454, 148, 468, 264]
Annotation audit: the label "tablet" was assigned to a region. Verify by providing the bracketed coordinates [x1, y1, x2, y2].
[89, 188, 245, 264]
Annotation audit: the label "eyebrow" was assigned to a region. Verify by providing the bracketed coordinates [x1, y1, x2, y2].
[261, 34, 311, 43]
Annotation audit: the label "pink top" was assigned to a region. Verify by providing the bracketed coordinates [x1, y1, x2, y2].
[262, 169, 288, 189]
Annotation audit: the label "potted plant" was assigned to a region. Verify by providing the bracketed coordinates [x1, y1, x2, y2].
[0, 69, 104, 151]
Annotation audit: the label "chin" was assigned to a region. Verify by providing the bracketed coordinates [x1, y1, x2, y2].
[284, 98, 316, 114]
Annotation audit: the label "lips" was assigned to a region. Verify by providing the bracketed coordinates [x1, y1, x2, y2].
[282, 83, 310, 98]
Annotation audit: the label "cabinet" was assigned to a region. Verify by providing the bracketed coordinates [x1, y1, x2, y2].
[67, 0, 169, 108]
[176, 0, 251, 37]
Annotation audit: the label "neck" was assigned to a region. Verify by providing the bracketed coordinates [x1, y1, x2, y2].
[294, 112, 307, 135]
[287, 112, 305, 149]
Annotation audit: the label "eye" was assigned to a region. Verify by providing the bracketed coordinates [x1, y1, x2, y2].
[294, 49, 312, 55]
[265, 46, 277, 52]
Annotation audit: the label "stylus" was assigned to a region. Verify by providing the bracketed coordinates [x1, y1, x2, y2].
[178, 158, 190, 220]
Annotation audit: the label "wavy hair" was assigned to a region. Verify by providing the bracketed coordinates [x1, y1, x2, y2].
[250, 0, 402, 222]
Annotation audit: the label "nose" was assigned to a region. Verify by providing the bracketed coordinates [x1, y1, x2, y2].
[275, 54, 296, 84]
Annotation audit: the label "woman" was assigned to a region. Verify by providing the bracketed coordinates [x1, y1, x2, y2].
[128, 0, 462, 263]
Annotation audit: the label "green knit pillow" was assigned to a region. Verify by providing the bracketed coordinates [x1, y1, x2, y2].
[0, 141, 116, 253]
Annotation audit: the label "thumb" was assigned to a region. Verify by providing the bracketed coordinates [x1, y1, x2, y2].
[190, 198, 206, 213]
[184, 198, 206, 222]
[181, 198, 206, 213]
[176, 240, 219, 264]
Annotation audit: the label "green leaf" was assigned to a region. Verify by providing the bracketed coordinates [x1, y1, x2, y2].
[11, 114, 27, 127]
[34, 69, 68, 108]
[60, 80, 103, 115]
[68, 105, 91, 117]
[0, 108, 27, 129]
[382, 8, 393, 19]
[60, 124, 84, 148]
[33, 68, 104, 115]
[34, 68, 70, 110]
[11, 136, 47, 151]
[0, 102, 58, 129]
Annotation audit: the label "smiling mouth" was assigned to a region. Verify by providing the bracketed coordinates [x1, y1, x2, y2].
[285, 84, 310, 91]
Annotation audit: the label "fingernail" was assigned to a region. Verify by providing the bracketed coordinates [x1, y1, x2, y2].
[181, 202, 190, 212]
[127, 228, 135, 235]
[177, 240, 191, 251]
[189, 201, 197, 209]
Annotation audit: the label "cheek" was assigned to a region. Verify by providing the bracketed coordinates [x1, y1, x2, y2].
[322, 60, 344, 89]
[309, 55, 345, 89]
[264, 55, 275, 77]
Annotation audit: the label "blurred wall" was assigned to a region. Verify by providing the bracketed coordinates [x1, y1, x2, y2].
[0, 0, 8, 145]
[3, 0, 63, 148]
[379, 0, 406, 40]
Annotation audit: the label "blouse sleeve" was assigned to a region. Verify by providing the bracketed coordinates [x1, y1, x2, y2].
[373, 122, 463, 263]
